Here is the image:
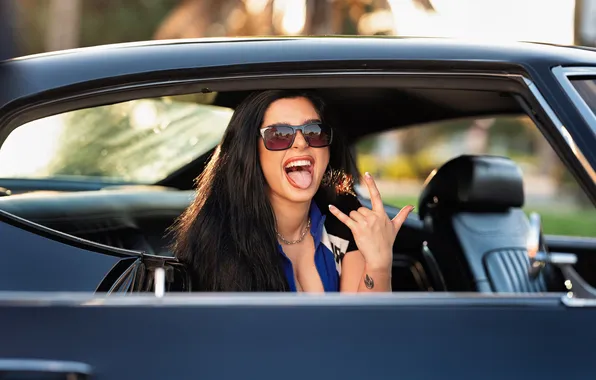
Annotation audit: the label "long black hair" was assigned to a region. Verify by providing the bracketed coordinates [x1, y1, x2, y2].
[170, 89, 358, 291]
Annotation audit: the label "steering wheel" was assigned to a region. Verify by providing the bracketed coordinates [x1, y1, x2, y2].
[526, 212, 596, 299]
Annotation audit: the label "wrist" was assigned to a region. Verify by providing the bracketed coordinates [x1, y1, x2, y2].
[364, 260, 392, 273]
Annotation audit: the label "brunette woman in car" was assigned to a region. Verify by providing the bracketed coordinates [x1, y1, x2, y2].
[171, 90, 413, 292]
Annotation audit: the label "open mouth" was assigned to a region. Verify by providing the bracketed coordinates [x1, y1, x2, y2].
[284, 157, 314, 189]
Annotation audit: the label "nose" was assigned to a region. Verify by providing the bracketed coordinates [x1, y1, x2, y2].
[292, 130, 308, 149]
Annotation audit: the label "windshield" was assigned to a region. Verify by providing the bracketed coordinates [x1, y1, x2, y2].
[0, 95, 233, 183]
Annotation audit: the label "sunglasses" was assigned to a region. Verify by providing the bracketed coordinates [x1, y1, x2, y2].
[259, 122, 333, 151]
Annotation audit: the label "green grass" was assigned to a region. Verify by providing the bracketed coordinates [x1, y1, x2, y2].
[536, 209, 596, 237]
[384, 196, 596, 238]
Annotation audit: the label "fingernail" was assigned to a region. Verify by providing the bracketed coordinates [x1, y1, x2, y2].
[328, 204, 335, 210]
[365, 172, 371, 178]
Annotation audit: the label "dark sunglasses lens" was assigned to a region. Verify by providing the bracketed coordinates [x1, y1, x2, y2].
[263, 126, 294, 150]
[304, 124, 332, 147]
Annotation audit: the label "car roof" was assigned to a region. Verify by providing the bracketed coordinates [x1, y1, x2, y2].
[6, 35, 596, 63]
[2, 36, 596, 109]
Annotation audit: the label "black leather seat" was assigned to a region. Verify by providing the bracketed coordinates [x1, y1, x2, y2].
[418, 155, 560, 293]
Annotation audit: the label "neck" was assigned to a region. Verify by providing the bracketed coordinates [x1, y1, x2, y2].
[269, 192, 311, 242]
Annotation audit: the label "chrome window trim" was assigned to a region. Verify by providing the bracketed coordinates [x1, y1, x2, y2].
[0, 359, 92, 377]
[0, 291, 565, 307]
[552, 66, 596, 134]
[561, 295, 596, 308]
[523, 76, 596, 183]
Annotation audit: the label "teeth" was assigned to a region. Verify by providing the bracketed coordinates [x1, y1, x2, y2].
[285, 160, 312, 168]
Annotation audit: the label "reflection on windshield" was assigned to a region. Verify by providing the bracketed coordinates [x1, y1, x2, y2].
[0, 96, 233, 183]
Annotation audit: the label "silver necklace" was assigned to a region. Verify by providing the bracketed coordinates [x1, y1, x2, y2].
[277, 218, 311, 245]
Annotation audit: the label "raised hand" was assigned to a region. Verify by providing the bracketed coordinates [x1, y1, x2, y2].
[329, 172, 414, 271]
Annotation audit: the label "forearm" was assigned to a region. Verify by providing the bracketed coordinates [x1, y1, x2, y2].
[357, 264, 391, 292]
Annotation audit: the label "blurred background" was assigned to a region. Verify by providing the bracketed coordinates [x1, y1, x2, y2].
[1, 0, 595, 237]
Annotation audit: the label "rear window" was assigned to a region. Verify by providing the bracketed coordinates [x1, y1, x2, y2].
[0, 94, 233, 184]
[570, 78, 596, 117]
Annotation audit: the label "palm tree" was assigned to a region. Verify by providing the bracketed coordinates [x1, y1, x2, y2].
[45, 0, 81, 51]
[0, 0, 18, 59]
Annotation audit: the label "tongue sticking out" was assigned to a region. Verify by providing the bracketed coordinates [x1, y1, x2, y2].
[286, 168, 313, 189]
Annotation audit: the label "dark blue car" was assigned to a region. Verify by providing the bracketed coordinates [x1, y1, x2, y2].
[0, 37, 595, 379]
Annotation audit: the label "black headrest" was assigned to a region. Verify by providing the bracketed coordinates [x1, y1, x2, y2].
[418, 155, 524, 218]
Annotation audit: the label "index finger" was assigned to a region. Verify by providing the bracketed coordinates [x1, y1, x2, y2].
[328, 204, 356, 230]
[364, 172, 383, 212]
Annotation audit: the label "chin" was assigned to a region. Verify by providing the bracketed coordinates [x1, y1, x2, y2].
[283, 184, 320, 203]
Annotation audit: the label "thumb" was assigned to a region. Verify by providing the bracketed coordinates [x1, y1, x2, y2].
[391, 205, 414, 232]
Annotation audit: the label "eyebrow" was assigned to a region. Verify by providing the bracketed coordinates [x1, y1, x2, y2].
[261, 119, 321, 129]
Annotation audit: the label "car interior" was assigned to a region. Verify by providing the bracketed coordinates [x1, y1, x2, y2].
[0, 85, 590, 294]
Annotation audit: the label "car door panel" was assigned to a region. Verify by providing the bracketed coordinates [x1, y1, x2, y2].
[0, 213, 126, 291]
[0, 294, 594, 379]
[546, 235, 596, 287]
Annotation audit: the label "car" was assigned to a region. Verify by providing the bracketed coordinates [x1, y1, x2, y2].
[0, 37, 595, 379]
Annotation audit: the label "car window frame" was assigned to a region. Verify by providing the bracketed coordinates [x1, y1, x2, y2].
[0, 67, 594, 302]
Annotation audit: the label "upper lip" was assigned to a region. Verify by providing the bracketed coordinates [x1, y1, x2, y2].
[283, 155, 314, 170]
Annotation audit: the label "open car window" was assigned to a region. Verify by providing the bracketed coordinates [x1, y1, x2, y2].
[0, 94, 233, 184]
[355, 115, 596, 238]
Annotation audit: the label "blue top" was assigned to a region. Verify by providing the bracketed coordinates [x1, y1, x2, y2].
[277, 201, 340, 292]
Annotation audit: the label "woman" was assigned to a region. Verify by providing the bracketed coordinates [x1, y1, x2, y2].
[171, 89, 413, 292]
